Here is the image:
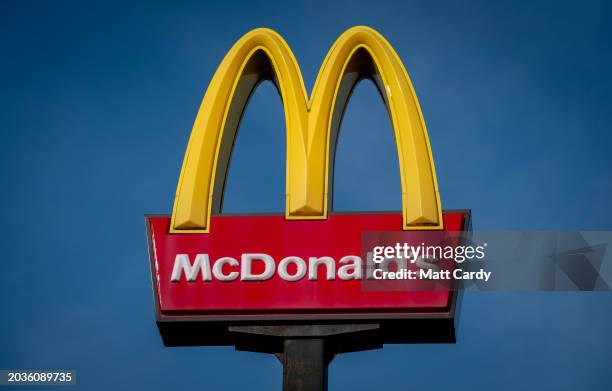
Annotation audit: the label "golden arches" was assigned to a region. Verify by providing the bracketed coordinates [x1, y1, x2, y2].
[170, 26, 442, 233]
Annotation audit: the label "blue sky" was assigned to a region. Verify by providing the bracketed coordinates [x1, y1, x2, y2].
[1, 0, 611, 389]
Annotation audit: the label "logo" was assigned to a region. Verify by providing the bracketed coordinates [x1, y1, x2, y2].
[146, 26, 470, 346]
[170, 26, 442, 233]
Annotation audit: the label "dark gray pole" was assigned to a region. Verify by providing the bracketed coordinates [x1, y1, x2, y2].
[230, 324, 381, 391]
[280, 339, 327, 391]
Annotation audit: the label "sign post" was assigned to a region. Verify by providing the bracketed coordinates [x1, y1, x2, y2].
[231, 324, 382, 391]
[280, 338, 327, 391]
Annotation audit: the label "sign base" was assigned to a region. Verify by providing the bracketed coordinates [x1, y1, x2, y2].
[232, 324, 383, 391]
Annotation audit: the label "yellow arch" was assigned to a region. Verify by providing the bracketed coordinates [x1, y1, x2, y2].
[170, 26, 442, 233]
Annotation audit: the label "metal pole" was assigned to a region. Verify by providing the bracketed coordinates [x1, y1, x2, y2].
[281, 338, 328, 391]
[230, 324, 381, 391]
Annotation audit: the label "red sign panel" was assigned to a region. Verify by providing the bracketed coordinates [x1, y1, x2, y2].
[147, 211, 467, 321]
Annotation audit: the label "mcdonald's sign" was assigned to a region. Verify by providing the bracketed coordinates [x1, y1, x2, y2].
[146, 26, 470, 346]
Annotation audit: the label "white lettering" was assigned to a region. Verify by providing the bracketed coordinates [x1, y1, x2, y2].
[171, 254, 211, 282]
[308, 257, 336, 280]
[241, 253, 275, 281]
[212, 257, 239, 281]
[278, 256, 307, 281]
[338, 255, 362, 280]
